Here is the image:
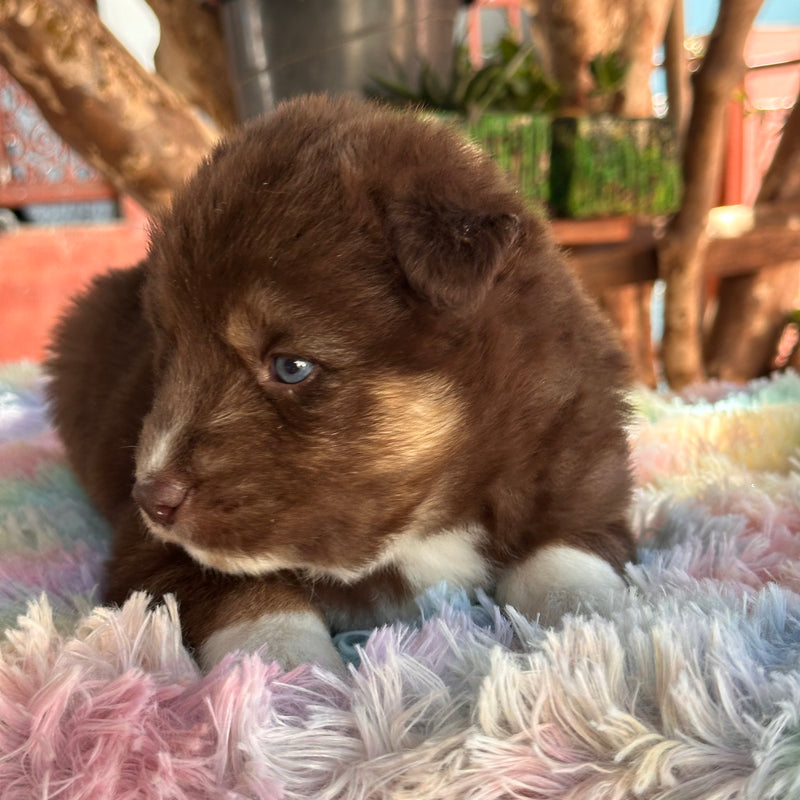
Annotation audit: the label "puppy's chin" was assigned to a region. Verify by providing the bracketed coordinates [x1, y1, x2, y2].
[180, 543, 297, 576]
[139, 509, 375, 581]
[185, 544, 376, 583]
[139, 511, 292, 573]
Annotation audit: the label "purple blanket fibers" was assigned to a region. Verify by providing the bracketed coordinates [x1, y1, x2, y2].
[1, 361, 800, 799]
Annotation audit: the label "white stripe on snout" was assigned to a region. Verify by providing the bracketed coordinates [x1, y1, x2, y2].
[136, 426, 182, 479]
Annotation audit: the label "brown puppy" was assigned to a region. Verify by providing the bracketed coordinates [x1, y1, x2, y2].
[47, 95, 635, 673]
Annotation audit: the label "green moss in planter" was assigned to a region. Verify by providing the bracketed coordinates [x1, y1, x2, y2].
[549, 116, 682, 218]
[465, 113, 551, 204]
[436, 113, 551, 205]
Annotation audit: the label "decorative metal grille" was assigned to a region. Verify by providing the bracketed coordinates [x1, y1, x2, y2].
[0, 65, 115, 208]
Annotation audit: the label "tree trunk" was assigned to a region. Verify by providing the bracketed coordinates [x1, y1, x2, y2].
[705, 266, 800, 378]
[0, 0, 218, 214]
[657, 0, 763, 389]
[145, 0, 238, 130]
[705, 88, 800, 380]
[530, 0, 672, 115]
[664, 0, 691, 151]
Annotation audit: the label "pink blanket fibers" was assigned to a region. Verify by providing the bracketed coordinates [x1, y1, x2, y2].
[1, 361, 800, 799]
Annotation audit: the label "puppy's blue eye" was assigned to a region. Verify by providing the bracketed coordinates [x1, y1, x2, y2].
[272, 356, 315, 384]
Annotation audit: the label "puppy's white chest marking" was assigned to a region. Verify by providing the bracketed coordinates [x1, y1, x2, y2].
[495, 544, 625, 625]
[199, 610, 345, 675]
[322, 524, 491, 632]
[386, 523, 491, 594]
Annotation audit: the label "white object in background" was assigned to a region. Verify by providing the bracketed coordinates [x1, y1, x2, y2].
[97, 0, 160, 73]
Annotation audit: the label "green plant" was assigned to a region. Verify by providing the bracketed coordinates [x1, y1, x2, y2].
[371, 37, 633, 121]
[588, 51, 628, 106]
[369, 36, 560, 123]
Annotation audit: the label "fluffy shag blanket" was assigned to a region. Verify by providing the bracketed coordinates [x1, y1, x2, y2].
[2, 362, 800, 800]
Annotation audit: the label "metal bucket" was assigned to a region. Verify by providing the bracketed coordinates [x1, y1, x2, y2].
[219, 0, 460, 118]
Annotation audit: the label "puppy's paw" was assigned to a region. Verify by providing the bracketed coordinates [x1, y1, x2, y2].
[495, 544, 626, 626]
[198, 610, 347, 676]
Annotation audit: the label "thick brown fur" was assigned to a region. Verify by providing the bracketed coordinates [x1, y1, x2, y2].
[46, 95, 635, 663]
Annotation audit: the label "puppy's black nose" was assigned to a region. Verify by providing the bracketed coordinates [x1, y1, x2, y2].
[133, 476, 192, 526]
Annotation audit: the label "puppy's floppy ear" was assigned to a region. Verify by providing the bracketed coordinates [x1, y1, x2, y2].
[389, 200, 520, 310]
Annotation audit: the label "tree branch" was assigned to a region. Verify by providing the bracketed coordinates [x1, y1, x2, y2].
[0, 0, 218, 213]
[657, 0, 763, 388]
[145, 0, 238, 130]
[663, 0, 690, 151]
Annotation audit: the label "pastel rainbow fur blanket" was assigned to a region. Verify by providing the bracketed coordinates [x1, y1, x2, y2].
[1, 361, 800, 800]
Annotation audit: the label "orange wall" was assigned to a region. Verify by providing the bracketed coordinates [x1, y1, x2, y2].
[0, 201, 149, 363]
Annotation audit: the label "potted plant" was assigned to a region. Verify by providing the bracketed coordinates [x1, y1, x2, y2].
[548, 52, 682, 218]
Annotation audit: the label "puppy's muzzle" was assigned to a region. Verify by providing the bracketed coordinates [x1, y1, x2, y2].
[133, 474, 194, 527]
